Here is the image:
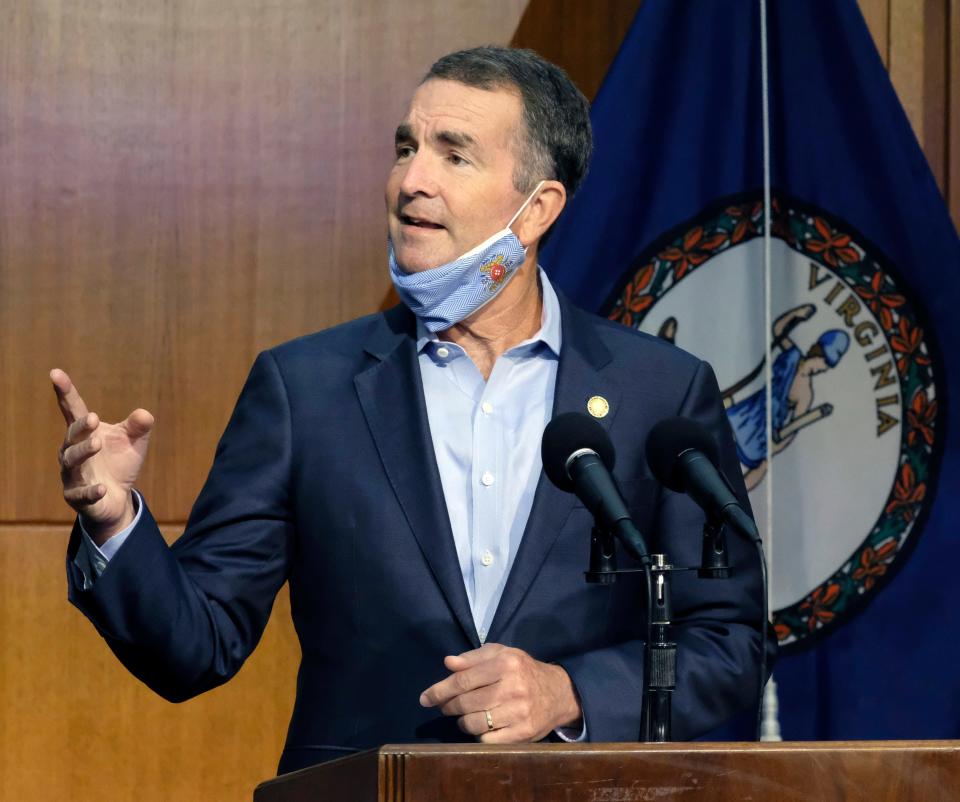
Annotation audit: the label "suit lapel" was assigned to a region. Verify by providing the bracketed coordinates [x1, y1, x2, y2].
[354, 307, 479, 647]
[487, 297, 622, 642]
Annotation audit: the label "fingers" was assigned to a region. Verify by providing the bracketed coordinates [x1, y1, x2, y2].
[457, 702, 536, 743]
[478, 719, 531, 744]
[61, 434, 102, 472]
[444, 643, 505, 671]
[457, 705, 507, 737]
[64, 412, 100, 448]
[437, 682, 501, 717]
[50, 369, 89, 425]
[420, 658, 503, 708]
[63, 482, 107, 507]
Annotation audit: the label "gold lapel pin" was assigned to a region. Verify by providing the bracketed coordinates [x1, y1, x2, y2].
[587, 395, 609, 418]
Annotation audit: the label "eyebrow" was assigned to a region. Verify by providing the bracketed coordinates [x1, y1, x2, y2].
[395, 123, 414, 147]
[394, 123, 477, 151]
[436, 129, 476, 149]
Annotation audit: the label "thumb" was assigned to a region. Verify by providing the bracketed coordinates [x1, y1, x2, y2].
[124, 408, 155, 439]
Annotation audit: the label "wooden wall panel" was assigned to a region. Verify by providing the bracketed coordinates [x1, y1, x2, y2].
[510, 0, 643, 102]
[950, 0, 960, 226]
[921, 0, 949, 190]
[0, 0, 527, 525]
[860, 0, 892, 67]
[889, 0, 948, 191]
[0, 525, 299, 801]
[867, 1, 958, 226]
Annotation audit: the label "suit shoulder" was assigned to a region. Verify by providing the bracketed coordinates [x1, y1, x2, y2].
[252, 310, 405, 388]
[570, 303, 703, 373]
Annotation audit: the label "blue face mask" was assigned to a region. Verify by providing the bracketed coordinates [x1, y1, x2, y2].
[388, 181, 544, 332]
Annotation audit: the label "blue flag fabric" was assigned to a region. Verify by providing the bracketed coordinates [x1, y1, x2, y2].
[543, 0, 960, 739]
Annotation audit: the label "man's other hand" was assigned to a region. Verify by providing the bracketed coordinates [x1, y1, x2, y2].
[50, 369, 154, 546]
[419, 643, 582, 743]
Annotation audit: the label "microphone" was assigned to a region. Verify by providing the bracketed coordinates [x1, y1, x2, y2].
[542, 412, 650, 564]
[645, 417, 760, 543]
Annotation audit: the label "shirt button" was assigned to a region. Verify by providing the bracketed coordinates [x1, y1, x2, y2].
[481, 401, 493, 415]
[479, 627, 487, 642]
[436, 346, 450, 359]
[481, 550, 494, 566]
[481, 471, 495, 486]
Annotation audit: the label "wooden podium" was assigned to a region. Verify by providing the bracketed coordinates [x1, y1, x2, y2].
[254, 740, 960, 801]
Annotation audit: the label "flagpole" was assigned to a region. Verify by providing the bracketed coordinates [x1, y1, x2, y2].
[759, 0, 782, 743]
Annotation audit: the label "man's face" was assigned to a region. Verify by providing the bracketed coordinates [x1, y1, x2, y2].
[386, 78, 528, 273]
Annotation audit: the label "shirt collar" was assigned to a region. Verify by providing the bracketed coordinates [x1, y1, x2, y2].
[415, 267, 562, 357]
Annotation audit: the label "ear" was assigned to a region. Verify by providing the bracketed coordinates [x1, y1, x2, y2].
[514, 180, 567, 247]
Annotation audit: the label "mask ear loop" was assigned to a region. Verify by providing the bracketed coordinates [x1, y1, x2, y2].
[507, 179, 547, 242]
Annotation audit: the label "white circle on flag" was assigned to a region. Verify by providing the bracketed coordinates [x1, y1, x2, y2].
[638, 238, 902, 610]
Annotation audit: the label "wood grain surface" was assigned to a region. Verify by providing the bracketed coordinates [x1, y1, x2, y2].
[0, 525, 298, 800]
[254, 741, 960, 802]
[0, 0, 527, 525]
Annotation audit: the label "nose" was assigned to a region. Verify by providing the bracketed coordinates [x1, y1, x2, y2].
[397, 150, 440, 199]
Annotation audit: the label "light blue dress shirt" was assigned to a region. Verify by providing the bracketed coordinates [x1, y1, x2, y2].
[416, 269, 560, 645]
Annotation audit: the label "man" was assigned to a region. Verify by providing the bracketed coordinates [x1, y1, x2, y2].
[52, 47, 769, 774]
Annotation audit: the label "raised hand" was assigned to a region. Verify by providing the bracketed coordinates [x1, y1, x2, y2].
[50, 369, 155, 545]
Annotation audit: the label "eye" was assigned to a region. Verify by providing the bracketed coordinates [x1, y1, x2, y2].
[448, 153, 469, 166]
[395, 145, 415, 160]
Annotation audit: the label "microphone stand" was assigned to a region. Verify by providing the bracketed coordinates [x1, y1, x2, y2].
[641, 554, 676, 742]
[585, 530, 678, 742]
[585, 520, 733, 742]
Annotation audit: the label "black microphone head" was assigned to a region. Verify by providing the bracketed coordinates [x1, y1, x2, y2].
[645, 417, 721, 492]
[541, 412, 616, 492]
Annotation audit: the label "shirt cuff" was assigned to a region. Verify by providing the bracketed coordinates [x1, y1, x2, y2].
[74, 491, 143, 587]
[554, 721, 587, 742]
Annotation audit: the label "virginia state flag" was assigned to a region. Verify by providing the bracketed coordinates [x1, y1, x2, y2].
[543, 0, 960, 738]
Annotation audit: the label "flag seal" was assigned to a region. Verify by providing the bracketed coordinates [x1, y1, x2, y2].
[606, 191, 944, 652]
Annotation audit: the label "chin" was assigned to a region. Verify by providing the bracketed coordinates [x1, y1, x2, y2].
[393, 248, 447, 274]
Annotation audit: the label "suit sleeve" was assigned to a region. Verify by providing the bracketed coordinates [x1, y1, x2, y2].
[65, 351, 295, 702]
[555, 359, 775, 741]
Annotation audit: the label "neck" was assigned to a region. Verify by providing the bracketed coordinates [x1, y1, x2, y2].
[440, 252, 543, 380]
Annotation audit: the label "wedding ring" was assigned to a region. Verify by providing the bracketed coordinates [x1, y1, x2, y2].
[484, 709, 495, 731]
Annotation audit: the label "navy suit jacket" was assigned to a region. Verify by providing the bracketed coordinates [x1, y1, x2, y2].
[67, 295, 770, 774]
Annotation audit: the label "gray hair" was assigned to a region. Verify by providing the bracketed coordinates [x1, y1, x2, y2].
[423, 46, 593, 201]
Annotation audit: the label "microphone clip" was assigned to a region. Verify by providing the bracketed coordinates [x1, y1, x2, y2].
[698, 516, 731, 579]
[585, 526, 618, 584]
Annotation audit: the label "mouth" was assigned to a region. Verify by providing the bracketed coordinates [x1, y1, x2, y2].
[399, 213, 445, 230]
